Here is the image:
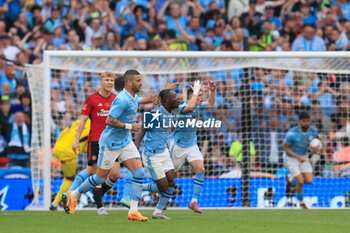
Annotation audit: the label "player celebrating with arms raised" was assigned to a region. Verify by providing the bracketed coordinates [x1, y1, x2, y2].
[168, 80, 216, 213]
[136, 89, 180, 219]
[283, 112, 319, 209]
[66, 70, 147, 221]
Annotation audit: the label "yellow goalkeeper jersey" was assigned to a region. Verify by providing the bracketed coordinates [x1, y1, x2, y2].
[53, 119, 91, 161]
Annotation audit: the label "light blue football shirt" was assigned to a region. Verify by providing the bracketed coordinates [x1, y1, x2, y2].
[99, 88, 141, 150]
[172, 101, 207, 148]
[284, 125, 318, 157]
[143, 105, 174, 156]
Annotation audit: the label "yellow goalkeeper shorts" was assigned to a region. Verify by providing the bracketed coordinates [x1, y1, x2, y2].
[60, 158, 77, 178]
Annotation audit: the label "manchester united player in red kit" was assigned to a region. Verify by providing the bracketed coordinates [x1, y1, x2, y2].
[63, 71, 118, 215]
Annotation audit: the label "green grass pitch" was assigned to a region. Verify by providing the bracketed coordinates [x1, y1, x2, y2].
[1, 209, 349, 233]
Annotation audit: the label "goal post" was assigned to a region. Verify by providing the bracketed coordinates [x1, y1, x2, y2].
[43, 52, 52, 211]
[29, 51, 350, 210]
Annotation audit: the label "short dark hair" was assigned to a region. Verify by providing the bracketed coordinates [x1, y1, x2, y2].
[285, 15, 296, 22]
[123, 70, 140, 82]
[217, 104, 228, 110]
[311, 99, 320, 105]
[282, 98, 292, 104]
[302, 24, 315, 30]
[299, 111, 310, 120]
[20, 92, 31, 101]
[133, 5, 145, 14]
[114, 76, 125, 91]
[187, 88, 194, 99]
[164, 29, 176, 39]
[221, 40, 233, 50]
[40, 27, 52, 35]
[31, 4, 41, 13]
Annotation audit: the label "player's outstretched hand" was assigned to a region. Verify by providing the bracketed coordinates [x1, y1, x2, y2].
[297, 156, 307, 163]
[204, 80, 216, 91]
[192, 80, 202, 95]
[165, 80, 178, 91]
[132, 123, 141, 132]
[72, 141, 80, 153]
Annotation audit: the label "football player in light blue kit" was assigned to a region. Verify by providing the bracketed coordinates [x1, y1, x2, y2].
[135, 89, 180, 219]
[104, 76, 177, 209]
[66, 70, 148, 221]
[168, 80, 216, 213]
[283, 111, 319, 209]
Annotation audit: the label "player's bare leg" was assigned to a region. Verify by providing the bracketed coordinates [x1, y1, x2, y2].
[295, 174, 307, 209]
[286, 174, 293, 193]
[123, 158, 148, 222]
[302, 173, 313, 184]
[152, 170, 175, 220]
[299, 172, 313, 209]
[189, 160, 205, 213]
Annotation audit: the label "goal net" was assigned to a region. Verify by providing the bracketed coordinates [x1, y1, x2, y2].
[26, 51, 350, 210]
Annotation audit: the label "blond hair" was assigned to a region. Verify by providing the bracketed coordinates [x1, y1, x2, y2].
[100, 71, 115, 80]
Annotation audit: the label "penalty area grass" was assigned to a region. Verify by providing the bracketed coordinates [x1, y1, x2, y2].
[0, 209, 349, 233]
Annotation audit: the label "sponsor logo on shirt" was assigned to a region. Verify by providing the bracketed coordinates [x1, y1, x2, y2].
[97, 109, 109, 117]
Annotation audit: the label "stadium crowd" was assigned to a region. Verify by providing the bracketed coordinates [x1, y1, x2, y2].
[0, 0, 349, 179]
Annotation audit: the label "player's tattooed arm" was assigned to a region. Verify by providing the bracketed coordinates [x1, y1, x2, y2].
[106, 115, 140, 131]
[106, 115, 127, 128]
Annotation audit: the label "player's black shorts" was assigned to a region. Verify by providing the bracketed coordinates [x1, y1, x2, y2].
[87, 141, 99, 166]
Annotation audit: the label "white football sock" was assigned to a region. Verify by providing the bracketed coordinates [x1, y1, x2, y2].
[129, 200, 138, 213]
[72, 189, 81, 199]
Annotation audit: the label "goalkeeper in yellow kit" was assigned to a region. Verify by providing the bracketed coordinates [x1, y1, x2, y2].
[50, 119, 91, 210]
